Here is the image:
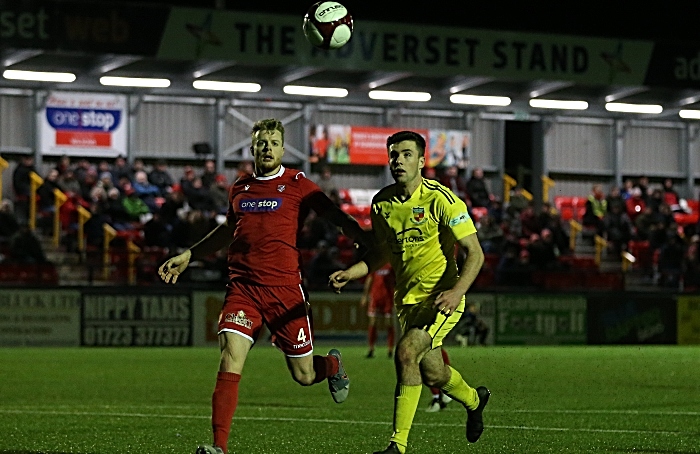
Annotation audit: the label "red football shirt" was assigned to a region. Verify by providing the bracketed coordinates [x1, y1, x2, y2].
[226, 166, 334, 286]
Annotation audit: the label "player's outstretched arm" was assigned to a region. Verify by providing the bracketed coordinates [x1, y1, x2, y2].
[158, 219, 235, 284]
[329, 260, 369, 293]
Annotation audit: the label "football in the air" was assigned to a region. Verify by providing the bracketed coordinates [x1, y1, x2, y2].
[303, 2, 353, 50]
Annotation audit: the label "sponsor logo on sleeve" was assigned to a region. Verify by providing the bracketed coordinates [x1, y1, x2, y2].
[449, 212, 471, 227]
[238, 198, 282, 212]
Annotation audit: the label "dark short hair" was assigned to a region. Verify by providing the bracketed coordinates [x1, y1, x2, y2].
[386, 131, 426, 156]
[252, 118, 285, 144]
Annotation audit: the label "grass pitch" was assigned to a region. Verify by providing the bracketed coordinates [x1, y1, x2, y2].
[0, 345, 699, 453]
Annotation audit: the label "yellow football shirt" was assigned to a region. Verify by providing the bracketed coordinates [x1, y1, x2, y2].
[370, 178, 477, 307]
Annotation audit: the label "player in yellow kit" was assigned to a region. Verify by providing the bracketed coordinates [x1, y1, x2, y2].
[330, 130, 489, 454]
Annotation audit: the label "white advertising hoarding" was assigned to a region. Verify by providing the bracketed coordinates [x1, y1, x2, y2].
[0, 290, 81, 346]
[39, 92, 127, 158]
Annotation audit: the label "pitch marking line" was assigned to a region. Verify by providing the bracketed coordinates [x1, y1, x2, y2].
[0, 409, 692, 436]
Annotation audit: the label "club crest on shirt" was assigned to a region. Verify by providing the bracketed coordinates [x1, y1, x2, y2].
[411, 206, 427, 224]
[244, 185, 250, 191]
[277, 184, 286, 192]
[225, 310, 253, 329]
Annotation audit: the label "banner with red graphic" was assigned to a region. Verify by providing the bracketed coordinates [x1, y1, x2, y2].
[309, 124, 469, 167]
[39, 92, 127, 158]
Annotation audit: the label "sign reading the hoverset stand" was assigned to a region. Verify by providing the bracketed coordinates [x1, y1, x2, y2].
[39, 92, 127, 158]
[495, 294, 586, 344]
[81, 292, 192, 346]
[0, 290, 80, 346]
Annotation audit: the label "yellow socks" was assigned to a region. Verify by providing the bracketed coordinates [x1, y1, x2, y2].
[441, 366, 479, 410]
[389, 384, 421, 453]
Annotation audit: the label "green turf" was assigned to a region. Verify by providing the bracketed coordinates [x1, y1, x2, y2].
[0, 345, 699, 453]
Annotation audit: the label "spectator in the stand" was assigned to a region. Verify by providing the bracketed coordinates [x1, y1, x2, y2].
[544, 213, 570, 255]
[79, 168, 98, 202]
[495, 247, 533, 287]
[602, 203, 633, 255]
[657, 232, 685, 288]
[180, 166, 196, 198]
[131, 158, 146, 177]
[55, 155, 71, 177]
[132, 170, 160, 211]
[159, 185, 187, 227]
[476, 215, 504, 254]
[143, 212, 171, 248]
[465, 167, 490, 207]
[317, 165, 338, 197]
[201, 159, 219, 189]
[621, 178, 635, 200]
[662, 178, 680, 209]
[11, 154, 35, 224]
[112, 156, 132, 183]
[72, 158, 92, 183]
[37, 169, 61, 213]
[98, 171, 115, 193]
[439, 165, 467, 201]
[306, 240, 346, 289]
[148, 159, 174, 196]
[58, 169, 81, 196]
[508, 186, 530, 215]
[583, 184, 607, 234]
[187, 177, 215, 212]
[527, 233, 557, 270]
[648, 188, 664, 213]
[634, 206, 655, 241]
[489, 196, 504, 225]
[606, 186, 625, 214]
[0, 200, 20, 239]
[122, 187, 151, 221]
[236, 161, 254, 181]
[519, 204, 541, 238]
[537, 202, 554, 230]
[9, 224, 47, 263]
[625, 187, 646, 222]
[105, 188, 132, 230]
[636, 176, 651, 204]
[210, 174, 230, 214]
[97, 160, 111, 176]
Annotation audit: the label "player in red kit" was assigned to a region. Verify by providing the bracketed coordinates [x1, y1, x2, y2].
[360, 263, 396, 358]
[158, 118, 371, 454]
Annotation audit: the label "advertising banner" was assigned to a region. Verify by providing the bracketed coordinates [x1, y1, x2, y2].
[192, 290, 225, 347]
[0, 289, 81, 346]
[309, 125, 468, 167]
[677, 295, 700, 345]
[81, 291, 193, 346]
[587, 295, 677, 344]
[495, 294, 587, 344]
[39, 92, 127, 158]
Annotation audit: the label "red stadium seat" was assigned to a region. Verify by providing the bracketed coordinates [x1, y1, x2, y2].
[471, 207, 488, 223]
[560, 207, 574, 221]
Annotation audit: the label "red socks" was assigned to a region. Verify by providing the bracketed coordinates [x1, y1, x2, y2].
[312, 354, 339, 383]
[368, 325, 377, 349]
[212, 371, 241, 454]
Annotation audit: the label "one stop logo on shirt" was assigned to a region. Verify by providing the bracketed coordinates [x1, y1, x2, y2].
[238, 198, 283, 212]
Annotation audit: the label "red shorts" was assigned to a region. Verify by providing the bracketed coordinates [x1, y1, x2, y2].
[368, 293, 394, 317]
[218, 280, 314, 357]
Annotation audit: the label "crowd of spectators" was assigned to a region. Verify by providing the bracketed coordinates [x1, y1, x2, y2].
[3, 155, 700, 290]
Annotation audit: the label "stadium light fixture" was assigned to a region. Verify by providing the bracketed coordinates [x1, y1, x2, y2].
[369, 90, 431, 102]
[679, 109, 700, 119]
[193, 80, 261, 92]
[529, 99, 588, 110]
[283, 85, 348, 97]
[450, 94, 511, 106]
[3, 69, 76, 83]
[100, 76, 171, 88]
[605, 102, 662, 114]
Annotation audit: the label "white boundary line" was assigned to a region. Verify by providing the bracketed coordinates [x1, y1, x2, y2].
[0, 409, 692, 436]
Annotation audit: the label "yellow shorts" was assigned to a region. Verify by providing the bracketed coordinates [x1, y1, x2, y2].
[397, 296, 465, 349]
